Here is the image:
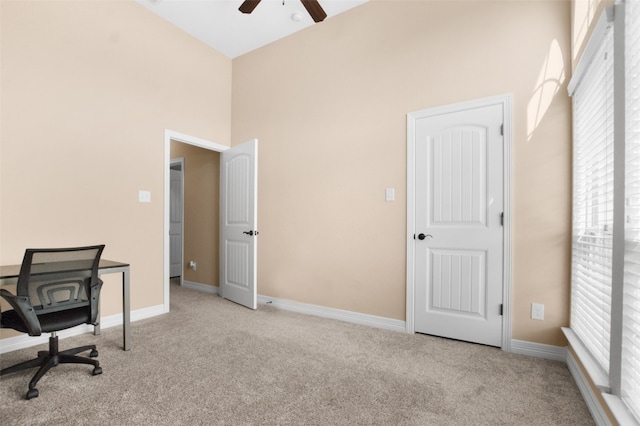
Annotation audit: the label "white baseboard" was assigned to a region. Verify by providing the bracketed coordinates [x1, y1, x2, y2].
[1, 288, 573, 371]
[257, 294, 406, 333]
[0, 304, 165, 355]
[566, 350, 613, 426]
[184, 287, 574, 353]
[178, 284, 404, 333]
[256, 296, 574, 361]
[510, 339, 567, 361]
[182, 280, 218, 294]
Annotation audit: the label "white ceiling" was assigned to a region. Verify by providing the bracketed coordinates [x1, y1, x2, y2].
[136, 0, 368, 58]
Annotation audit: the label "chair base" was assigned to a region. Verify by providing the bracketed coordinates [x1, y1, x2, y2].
[0, 333, 101, 399]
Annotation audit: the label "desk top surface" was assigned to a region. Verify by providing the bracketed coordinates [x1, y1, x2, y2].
[0, 259, 129, 279]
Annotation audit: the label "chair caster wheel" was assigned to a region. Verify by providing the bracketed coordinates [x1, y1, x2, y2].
[26, 388, 39, 400]
[90, 349, 98, 358]
[93, 366, 102, 375]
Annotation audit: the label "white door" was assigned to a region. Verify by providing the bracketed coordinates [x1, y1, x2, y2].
[414, 103, 504, 347]
[220, 139, 258, 309]
[169, 165, 183, 278]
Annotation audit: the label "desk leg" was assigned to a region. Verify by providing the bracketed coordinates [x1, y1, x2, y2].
[91, 266, 130, 350]
[123, 267, 131, 351]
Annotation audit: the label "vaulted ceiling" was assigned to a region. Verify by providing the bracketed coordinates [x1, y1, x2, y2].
[136, 0, 368, 58]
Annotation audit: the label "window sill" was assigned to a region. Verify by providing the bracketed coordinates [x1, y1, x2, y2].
[563, 328, 640, 425]
[602, 394, 640, 426]
[561, 327, 611, 393]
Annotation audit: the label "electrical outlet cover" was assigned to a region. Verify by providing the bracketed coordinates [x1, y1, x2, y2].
[531, 303, 544, 320]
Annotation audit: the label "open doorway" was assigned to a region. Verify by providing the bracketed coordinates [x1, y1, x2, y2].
[169, 142, 220, 295]
[163, 130, 229, 313]
[169, 158, 184, 285]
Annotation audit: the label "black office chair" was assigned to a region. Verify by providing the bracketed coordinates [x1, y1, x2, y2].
[0, 245, 105, 399]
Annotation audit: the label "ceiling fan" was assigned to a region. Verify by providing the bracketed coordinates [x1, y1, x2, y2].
[239, 0, 328, 23]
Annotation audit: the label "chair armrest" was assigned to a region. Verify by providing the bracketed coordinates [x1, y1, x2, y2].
[89, 278, 103, 325]
[0, 288, 42, 336]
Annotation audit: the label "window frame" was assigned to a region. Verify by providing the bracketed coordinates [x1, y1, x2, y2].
[565, 2, 640, 424]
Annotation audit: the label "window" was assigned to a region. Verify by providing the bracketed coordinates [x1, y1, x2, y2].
[568, 1, 640, 423]
[570, 12, 614, 376]
[623, 0, 640, 419]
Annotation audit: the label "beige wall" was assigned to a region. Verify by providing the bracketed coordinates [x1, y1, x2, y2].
[572, 0, 613, 70]
[232, 0, 573, 346]
[1, 0, 575, 348]
[0, 0, 231, 338]
[170, 142, 220, 287]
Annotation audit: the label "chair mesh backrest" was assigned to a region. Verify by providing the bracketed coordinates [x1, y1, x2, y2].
[17, 245, 105, 315]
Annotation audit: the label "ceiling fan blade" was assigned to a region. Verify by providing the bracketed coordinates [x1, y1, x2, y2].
[301, 0, 327, 23]
[239, 0, 261, 14]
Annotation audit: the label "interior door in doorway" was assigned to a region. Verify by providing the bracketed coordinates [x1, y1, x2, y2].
[220, 139, 258, 310]
[413, 103, 504, 347]
[170, 163, 184, 278]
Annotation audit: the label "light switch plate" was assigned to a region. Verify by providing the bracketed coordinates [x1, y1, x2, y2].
[385, 188, 395, 202]
[139, 190, 151, 203]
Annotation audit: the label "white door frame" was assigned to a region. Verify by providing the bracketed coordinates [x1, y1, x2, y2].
[406, 94, 512, 352]
[163, 129, 229, 313]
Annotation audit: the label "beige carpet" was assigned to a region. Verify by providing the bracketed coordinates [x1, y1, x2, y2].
[1, 283, 593, 425]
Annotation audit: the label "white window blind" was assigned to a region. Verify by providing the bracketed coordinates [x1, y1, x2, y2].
[571, 26, 615, 374]
[623, 0, 640, 419]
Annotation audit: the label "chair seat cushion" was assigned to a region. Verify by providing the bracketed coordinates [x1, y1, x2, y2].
[1, 308, 91, 334]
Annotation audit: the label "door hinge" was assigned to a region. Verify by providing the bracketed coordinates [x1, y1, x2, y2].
[500, 304, 503, 316]
[500, 212, 504, 226]
[500, 124, 504, 136]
